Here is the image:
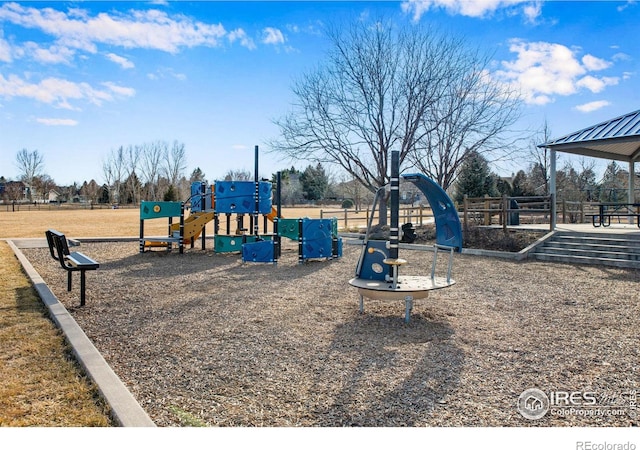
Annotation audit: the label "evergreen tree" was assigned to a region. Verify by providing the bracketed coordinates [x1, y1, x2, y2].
[511, 170, 532, 197]
[299, 163, 329, 201]
[190, 167, 206, 183]
[163, 184, 178, 202]
[454, 151, 498, 203]
[599, 161, 624, 202]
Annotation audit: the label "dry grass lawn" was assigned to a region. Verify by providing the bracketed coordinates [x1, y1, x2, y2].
[0, 206, 329, 239]
[0, 241, 112, 426]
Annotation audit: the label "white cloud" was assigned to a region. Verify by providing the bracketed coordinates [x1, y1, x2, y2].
[522, 1, 542, 24]
[262, 27, 285, 45]
[574, 100, 610, 113]
[0, 73, 133, 109]
[146, 67, 187, 81]
[495, 40, 618, 105]
[617, 1, 637, 12]
[582, 54, 611, 71]
[612, 52, 631, 62]
[24, 42, 75, 64]
[401, 0, 538, 20]
[102, 81, 135, 98]
[36, 117, 78, 126]
[576, 75, 618, 93]
[106, 52, 134, 69]
[0, 32, 12, 62]
[0, 3, 229, 55]
[227, 28, 256, 50]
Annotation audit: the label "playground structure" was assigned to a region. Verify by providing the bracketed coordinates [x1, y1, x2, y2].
[139, 146, 342, 264]
[348, 151, 463, 323]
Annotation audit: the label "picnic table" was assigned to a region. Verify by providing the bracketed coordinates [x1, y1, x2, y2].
[587, 203, 640, 228]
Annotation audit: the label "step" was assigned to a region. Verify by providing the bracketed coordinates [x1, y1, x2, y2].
[541, 241, 640, 255]
[550, 234, 640, 247]
[532, 253, 640, 269]
[536, 246, 640, 261]
[545, 240, 640, 253]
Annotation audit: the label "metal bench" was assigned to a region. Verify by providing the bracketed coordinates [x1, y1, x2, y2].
[45, 229, 99, 306]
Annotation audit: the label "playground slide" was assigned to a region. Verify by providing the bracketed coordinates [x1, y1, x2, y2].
[170, 211, 216, 244]
[266, 206, 280, 222]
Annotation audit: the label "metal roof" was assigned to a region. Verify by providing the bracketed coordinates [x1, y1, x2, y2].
[539, 109, 640, 162]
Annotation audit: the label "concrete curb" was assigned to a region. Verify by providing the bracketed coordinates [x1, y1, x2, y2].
[7, 239, 156, 427]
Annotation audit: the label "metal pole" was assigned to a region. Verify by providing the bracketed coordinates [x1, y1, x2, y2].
[390, 151, 400, 261]
[550, 147, 557, 230]
[254, 145, 260, 238]
[276, 171, 282, 219]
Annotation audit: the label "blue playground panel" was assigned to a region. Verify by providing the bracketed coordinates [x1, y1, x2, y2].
[356, 240, 389, 281]
[301, 218, 336, 260]
[242, 240, 276, 263]
[215, 234, 272, 253]
[190, 182, 213, 213]
[214, 181, 272, 214]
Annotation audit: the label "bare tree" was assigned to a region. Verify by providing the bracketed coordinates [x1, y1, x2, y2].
[527, 121, 553, 195]
[164, 141, 187, 185]
[139, 141, 166, 201]
[15, 149, 44, 201]
[223, 169, 253, 181]
[271, 19, 521, 223]
[163, 141, 187, 199]
[408, 50, 522, 190]
[81, 179, 101, 205]
[102, 146, 126, 204]
[6, 181, 26, 203]
[32, 174, 56, 203]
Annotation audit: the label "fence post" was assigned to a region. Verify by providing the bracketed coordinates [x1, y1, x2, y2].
[419, 205, 424, 226]
[320, 209, 324, 219]
[344, 208, 348, 229]
[502, 194, 508, 232]
[463, 195, 469, 232]
[562, 200, 566, 224]
[484, 195, 490, 225]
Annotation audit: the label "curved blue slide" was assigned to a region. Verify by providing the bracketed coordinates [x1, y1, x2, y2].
[402, 173, 463, 252]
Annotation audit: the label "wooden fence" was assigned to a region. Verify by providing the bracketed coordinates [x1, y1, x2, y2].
[461, 195, 602, 231]
[320, 205, 433, 230]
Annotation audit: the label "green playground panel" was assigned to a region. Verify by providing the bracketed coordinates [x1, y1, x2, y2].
[214, 234, 273, 253]
[278, 218, 300, 240]
[140, 201, 182, 220]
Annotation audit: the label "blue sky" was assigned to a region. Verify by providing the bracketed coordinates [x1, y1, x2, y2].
[0, 0, 638, 186]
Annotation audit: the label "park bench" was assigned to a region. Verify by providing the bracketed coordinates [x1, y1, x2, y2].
[45, 229, 99, 306]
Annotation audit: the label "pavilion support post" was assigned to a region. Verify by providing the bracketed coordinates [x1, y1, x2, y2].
[630, 160, 636, 224]
[550, 148, 557, 230]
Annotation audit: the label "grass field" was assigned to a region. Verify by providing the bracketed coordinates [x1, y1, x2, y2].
[0, 206, 332, 239]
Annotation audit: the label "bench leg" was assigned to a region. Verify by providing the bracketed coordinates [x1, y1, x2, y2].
[67, 271, 72, 292]
[80, 271, 86, 307]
